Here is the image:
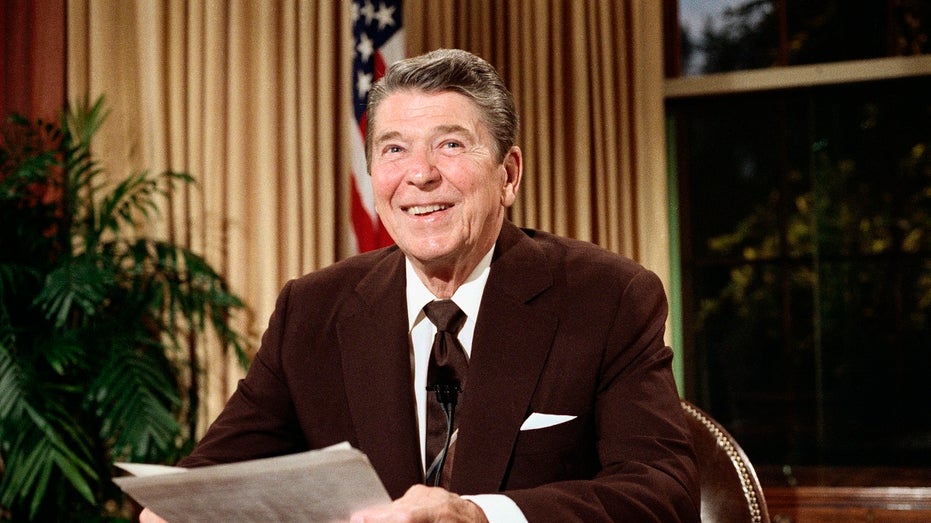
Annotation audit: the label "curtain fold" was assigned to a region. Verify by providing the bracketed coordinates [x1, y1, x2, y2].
[68, 0, 351, 428]
[405, 0, 668, 274]
[67, 0, 668, 431]
[0, 0, 67, 121]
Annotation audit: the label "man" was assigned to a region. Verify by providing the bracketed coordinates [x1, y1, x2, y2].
[142, 48, 700, 522]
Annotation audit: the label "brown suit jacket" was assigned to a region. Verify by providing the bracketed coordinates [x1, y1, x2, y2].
[180, 221, 700, 521]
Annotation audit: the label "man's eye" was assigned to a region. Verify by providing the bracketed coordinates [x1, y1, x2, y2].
[385, 145, 403, 154]
[442, 141, 463, 149]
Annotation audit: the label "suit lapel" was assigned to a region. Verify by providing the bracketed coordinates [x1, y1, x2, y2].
[451, 223, 558, 494]
[336, 249, 423, 498]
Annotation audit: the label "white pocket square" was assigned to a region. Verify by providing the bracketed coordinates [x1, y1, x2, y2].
[520, 413, 577, 431]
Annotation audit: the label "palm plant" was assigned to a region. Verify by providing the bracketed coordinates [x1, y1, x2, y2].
[0, 97, 249, 521]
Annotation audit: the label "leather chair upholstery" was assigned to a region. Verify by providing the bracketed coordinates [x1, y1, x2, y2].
[681, 400, 770, 523]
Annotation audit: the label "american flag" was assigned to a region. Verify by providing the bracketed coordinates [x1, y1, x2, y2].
[349, 0, 404, 253]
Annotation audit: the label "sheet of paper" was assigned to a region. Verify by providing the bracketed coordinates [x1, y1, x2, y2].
[115, 462, 188, 478]
[114, 442, 390, 522]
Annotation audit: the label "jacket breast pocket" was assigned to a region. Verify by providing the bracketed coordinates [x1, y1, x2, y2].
[505, 413, 599, 488]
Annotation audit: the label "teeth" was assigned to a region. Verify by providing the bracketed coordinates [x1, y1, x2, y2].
[407, 204, 448, 216]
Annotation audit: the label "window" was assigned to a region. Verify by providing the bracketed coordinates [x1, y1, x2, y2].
[665, 0, 931, 469]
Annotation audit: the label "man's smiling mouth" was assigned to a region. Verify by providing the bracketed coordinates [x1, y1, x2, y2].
[406, 204, 450, 216]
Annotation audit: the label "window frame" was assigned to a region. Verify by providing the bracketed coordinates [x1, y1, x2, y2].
[665, 55, 931, 99]
[664, 52, 931, 459]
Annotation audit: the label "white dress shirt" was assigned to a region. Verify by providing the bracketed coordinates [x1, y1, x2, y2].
[404, 247, 527, 523]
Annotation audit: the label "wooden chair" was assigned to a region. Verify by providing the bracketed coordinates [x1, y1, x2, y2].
[681, 400, 771, 523]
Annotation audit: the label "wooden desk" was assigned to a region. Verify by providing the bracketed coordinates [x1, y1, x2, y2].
[759, 466, 931, 523]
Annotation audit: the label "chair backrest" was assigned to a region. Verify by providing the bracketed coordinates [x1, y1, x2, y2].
[681, 400, 770, 523]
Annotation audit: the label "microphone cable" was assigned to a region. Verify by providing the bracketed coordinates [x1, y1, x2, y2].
[425, 382, 460, 486]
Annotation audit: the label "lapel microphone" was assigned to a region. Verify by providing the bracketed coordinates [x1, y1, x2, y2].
[425, 380, 461, 486]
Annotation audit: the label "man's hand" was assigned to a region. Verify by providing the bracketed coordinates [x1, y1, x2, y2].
[138, 485, 488, 523]
[139, 507, 169, 523]
[349, 485, 489, 523]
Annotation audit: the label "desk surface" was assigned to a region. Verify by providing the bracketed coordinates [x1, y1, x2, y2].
[757, 465, 931, 488]
[758, 466, 931, 522]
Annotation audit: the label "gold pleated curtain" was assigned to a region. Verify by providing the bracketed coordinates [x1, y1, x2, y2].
[406, 0, 669, 277]
[67, 0, 669, 432]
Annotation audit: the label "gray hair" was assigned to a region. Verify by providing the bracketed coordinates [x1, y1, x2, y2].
[365, 48, 519, 165]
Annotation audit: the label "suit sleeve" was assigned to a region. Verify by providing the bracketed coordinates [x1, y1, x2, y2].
[178, 279, 306, 467]
[504, 269, 701, 522]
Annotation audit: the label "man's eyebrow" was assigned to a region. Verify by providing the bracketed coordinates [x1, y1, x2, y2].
[434, 124, 472, 136]
[373, 130, 403, 145]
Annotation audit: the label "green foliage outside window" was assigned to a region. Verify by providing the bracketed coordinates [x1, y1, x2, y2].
[672, 0, 931, 469]
[679, 78, 931, 467]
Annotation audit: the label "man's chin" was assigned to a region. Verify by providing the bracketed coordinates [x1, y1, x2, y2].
[401, 241, 472, 269]
[402, 245, 458, 265]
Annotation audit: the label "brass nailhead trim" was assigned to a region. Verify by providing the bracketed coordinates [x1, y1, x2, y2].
[684, 402, 763, 523]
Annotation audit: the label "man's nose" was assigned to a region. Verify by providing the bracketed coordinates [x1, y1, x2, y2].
[406, 147, 440, 186]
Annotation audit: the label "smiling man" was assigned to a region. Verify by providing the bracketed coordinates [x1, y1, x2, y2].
[141, 49, 700, 523]
[367, 86, 520, 300]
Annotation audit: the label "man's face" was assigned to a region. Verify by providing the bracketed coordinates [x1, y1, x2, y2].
[369, 90, 521, 276]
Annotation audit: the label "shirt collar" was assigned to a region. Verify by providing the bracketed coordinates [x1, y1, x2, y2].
[405, 246, 495, 331]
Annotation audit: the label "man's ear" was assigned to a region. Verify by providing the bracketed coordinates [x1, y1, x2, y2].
[501, 146, 522, 207]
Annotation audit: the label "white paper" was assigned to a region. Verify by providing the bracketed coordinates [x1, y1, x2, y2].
[114, 442, 390, 522]
[115, 462, 188, 478]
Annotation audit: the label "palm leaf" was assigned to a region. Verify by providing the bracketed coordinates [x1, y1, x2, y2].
[94, 170, 159, 238]
[90, 343, 182, 462]
[0, 335, 23, 421]
[38, 328, 87, 375]
[0, 151, 58, 197]
[3, 424, 98, 518]
[34, 255, 113, 328]
[0, 343, 98, 518]
[1, 96, 250, 520]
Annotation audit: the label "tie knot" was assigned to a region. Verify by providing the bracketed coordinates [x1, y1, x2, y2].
[423, 300, 466, 334]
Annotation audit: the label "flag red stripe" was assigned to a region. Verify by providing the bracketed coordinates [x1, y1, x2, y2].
[349, 0, 402, 253]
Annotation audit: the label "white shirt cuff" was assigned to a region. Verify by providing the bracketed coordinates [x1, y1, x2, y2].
[462, 494, 528, 523]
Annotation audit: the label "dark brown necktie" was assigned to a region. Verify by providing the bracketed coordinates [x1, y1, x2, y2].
[423, 299, 468, 486]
